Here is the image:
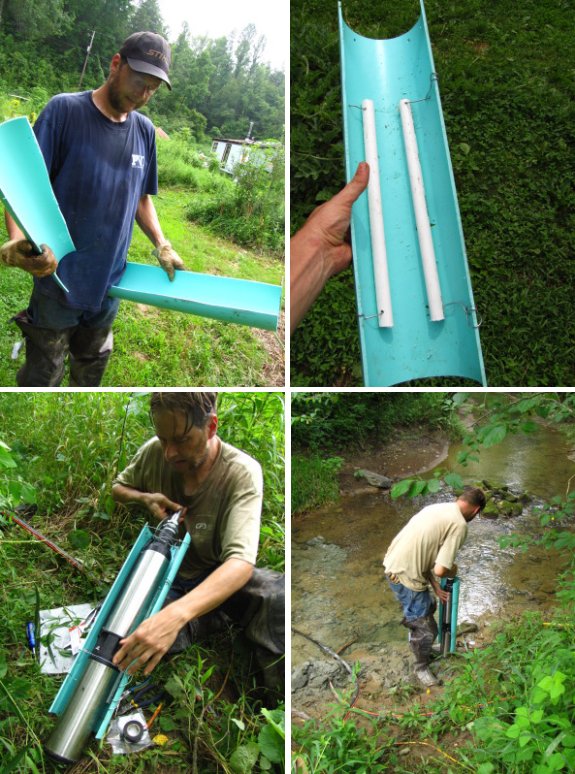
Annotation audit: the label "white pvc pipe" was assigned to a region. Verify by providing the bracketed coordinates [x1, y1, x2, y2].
[399, 98, 444, 322]
[361, 99, 393, 328]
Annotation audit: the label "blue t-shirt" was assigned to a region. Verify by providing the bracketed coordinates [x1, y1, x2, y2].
[33, 91, 158, 312]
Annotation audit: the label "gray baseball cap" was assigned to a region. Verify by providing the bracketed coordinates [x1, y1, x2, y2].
[119, 31, 172, 90]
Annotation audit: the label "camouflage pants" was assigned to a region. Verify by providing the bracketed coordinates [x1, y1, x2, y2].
[166, 567, 285, 691]
[167, 567, 285, 655]
[12, 290, 119, 387]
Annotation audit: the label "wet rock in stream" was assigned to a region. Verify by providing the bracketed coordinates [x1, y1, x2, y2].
[459, 479, 537, 520]
[355, 469, 394, 489]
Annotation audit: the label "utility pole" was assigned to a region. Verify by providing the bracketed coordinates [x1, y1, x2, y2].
[78, 30, 96, 90]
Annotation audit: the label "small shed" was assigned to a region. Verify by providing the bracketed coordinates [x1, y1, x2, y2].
[211, 137, 280, 176]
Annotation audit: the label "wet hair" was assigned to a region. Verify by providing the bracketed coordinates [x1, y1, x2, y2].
[459, 487, 486, 511]
[150, 392, 217, 432]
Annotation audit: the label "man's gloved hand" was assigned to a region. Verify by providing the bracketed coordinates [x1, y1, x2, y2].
[0, 239, 57, 277]
[153, 241, 184, 281]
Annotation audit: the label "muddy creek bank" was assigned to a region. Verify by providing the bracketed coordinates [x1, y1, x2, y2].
[292, 425, 574, 715]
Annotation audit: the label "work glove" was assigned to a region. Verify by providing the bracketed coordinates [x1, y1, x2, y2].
[0, 239, 57, 277]
[153, 241, 184, 281]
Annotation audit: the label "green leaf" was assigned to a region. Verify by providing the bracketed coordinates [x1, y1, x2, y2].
[258, 724, 284, 764]
[231, 718, 246, 731]
[261, 708, 285, 739]
[482, 424, 508, 447]
[0, 446, 18, 470]
[410, 479, 428, 497]
[506, 724, 521, 739]
[159, 715, 177, 731]
[164, 675, 185, 699]
[548, 753, 567, 770]
[229, 741, 259, 773]
[426, 478, 442, 493]
[391, 479, 414, 499]
[444, 472, 464, 489]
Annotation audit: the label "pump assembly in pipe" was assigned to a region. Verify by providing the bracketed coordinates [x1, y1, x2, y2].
[45, 512, 190, 764]
[437, 576, 460, 656]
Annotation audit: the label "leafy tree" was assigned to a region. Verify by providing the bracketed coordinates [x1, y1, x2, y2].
[0, 0, 72, 40]
[128, 0, 167, 37]
[0, 1, 284, 140]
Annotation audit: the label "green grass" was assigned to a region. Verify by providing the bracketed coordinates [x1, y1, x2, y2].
[293, 565, 575, 773]
[0, 188, 284, 387]
[291, 455, 344, 514]
[0, 392, 285, 772]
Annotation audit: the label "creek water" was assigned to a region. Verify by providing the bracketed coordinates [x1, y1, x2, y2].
[292, 424, 574, 677]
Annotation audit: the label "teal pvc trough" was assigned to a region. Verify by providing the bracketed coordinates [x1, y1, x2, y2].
[0, 116, 72, 292]
[339, 1, 487, 386]
[0, 116, 282, 331]
[48, 524, 191, 740]
[109, 262, 282, 331]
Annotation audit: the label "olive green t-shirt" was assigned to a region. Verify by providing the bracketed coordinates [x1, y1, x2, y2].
[114, 438, 263, 579]
[383, 502, 468, 591]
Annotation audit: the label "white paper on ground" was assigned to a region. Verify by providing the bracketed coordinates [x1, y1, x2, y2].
[39, 603, 95, 674]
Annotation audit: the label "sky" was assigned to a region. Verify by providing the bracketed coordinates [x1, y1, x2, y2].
[157, 0, 288, 71]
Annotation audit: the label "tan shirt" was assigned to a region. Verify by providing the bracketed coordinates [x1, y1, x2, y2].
[114, 438, 263, 579]
[383, 502, 468, 591]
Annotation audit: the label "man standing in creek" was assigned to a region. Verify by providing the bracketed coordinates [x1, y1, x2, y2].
[383, 487, 486, 687]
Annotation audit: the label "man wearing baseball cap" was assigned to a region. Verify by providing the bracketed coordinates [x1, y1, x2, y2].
[120, 31, 172, 89]
[1, 32, 184, 387]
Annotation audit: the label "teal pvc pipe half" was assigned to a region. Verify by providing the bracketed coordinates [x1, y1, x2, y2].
[339, 1, 487, 386]
[450, 576, 460, 654]
[109, 262, 282, 331]
[0, 116, 72, 292]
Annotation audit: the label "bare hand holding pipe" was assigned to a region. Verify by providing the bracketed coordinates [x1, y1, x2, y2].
[113, 602, 186, 676]
[111, 483, 182, 521]
[290, 162, 369, 332]
[113, 558, 254, 675]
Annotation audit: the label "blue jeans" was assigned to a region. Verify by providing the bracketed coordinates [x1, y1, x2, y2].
[388, 580, 434, 622]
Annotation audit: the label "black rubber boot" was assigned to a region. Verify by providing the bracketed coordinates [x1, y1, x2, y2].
[403, 612, 440, 686]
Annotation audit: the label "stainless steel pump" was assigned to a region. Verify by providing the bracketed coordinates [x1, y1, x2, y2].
[45, 513, 182, 764]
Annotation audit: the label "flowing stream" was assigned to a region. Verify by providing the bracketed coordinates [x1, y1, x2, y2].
[292, 424, 574, 677]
